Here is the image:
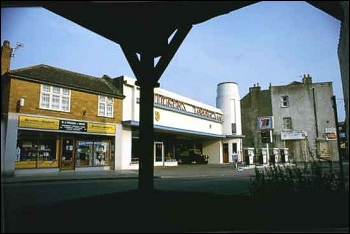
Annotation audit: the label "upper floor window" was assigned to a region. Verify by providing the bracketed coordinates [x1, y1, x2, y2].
[231, 123, 237, 134]
[283, 117, 292, 130]
[98, 95, 114, 117]
[281, 96, 289, 107]
[40, 85, 70, 112]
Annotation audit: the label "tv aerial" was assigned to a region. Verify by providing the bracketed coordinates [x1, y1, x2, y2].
[11, 42, 24, 58]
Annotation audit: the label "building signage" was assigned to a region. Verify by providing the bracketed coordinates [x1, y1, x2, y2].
[87, 123, 116, 134]
[59, 120, 87, 132]
[325, 127, 336, 133]
[194, 106, 222, 121]
[154, 93, 223, 121]
[281, 130, 307, 140]
[154, 93, 186, 112]
[257, 116, 274, 130]
[19, 116, 59, 130]
[19, 115, 115, 134]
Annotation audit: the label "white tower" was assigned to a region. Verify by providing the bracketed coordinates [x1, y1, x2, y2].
[216, 82, 242, 135]
[216, 82, 243, 163]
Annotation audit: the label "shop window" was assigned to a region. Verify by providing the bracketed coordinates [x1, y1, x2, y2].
[98, 95, 114, 117]
[76, 141, 93, 167]
[75, 141, 110, 167]
[15, 131, 58, 169]
[94, 142, 109, 166]
[39, 84, 71, 112]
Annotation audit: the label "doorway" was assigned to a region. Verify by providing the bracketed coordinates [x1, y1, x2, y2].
[154, 142, 164, 166]
[61, 138, 75, 170]
[223, 143, 229, 163]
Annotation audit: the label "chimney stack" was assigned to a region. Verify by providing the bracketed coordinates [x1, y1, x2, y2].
[302, 73, 312, 84]
[249, 83, 261, 93]
[1, 40, 13, 75]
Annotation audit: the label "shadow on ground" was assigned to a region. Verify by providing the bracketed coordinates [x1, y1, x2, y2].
[6, 190, 349, 233]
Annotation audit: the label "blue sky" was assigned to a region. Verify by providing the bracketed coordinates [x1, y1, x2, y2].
[1, 1, 345, 120]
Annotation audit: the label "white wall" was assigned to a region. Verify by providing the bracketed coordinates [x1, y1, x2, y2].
[114, 123, 123, 170]
[116, 125, 133, 170]
[153, 107, 222, 135]
[203, 140, 222, 164]
[122, 77, 138, 121]
[3, 113, 18, 176]
[1, 118, 7, 176]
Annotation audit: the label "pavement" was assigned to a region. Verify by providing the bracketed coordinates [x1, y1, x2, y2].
[1, 163, 296, 184]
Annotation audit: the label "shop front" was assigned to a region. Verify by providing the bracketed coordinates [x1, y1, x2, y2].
[127, 125, 223, 168]
[15, 115, 116, 171]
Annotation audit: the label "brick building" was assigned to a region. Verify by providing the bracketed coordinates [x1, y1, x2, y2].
[1, 41, 124, 176]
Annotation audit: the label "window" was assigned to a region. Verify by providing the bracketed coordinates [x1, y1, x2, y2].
[40, 85, 71, 112]
[283, 117, 292, 130]
[98, 95, 114, 117]
[15, 131, 58, 169]
[281, 96, 289, 107]
[231, 123, 237, 134]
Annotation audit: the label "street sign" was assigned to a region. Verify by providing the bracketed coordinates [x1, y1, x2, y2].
[257, 116, 274, 130]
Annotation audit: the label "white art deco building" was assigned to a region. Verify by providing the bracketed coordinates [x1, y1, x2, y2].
[115, 76, 244, 170]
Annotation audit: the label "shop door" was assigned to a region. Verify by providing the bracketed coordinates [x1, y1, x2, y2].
[154, 142, 164, 165]
[61, 138, 75, 170]
[223, 143, 229, 163]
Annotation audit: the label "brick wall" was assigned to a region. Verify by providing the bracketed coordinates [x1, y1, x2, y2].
[9, 78, 123, 123]
[1, 40, 12, 75]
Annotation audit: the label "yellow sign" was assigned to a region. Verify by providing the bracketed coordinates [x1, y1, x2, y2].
[19, 116, 59, 130]
[87, 123, 116, 134]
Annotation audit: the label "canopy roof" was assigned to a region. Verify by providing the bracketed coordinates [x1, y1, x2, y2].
[43, 1, 258, 57]
[2, 1, 342, 56]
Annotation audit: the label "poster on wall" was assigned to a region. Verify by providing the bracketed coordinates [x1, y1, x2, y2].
[94, 142, 109, 166]
[325, 127, 337, 140]
[318, 141, 331, 158]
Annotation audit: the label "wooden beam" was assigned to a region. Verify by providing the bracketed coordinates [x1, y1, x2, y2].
[154, 25, 192, 82]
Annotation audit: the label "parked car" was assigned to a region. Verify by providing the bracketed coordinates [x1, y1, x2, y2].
[176, 149, 209, 164]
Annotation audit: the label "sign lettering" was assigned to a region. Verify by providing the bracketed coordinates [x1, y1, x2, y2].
[154, 93, 223, 121]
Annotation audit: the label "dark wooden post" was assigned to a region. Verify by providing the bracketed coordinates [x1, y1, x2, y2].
[121, 25, 192, 194]
[137, 50, 156, 194]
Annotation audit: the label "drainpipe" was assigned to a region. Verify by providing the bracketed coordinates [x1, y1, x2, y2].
[312, 87, 318, 159]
